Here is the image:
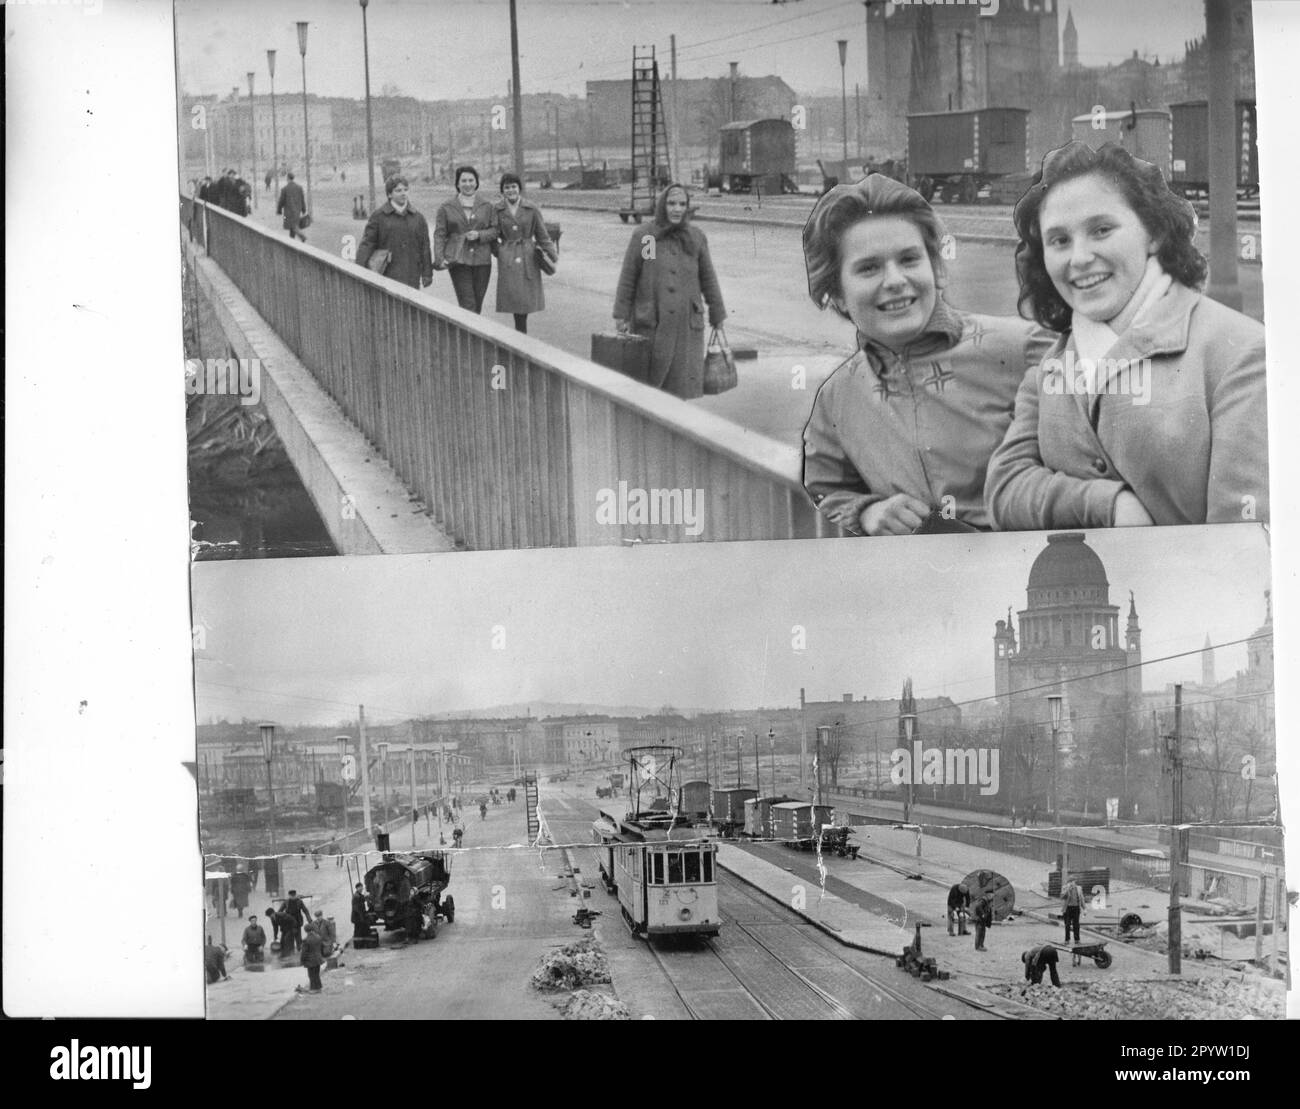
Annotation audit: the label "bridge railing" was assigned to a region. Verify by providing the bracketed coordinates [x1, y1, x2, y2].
[181, 196, 838, 550]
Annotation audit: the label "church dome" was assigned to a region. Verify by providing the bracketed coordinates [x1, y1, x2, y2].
[1027, 533, 1109, 593]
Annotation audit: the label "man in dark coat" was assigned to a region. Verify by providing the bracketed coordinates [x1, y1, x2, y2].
[299, 924, 325, 992]
[241, 915, 267, 965]
[1023, 944, 1062, 987]
[282, 889, 309, 956]
[351, 883, 373, 939]
[356, 174, 433, 290]
[276, 171, 307, 241]
[230, 868, 252, 918]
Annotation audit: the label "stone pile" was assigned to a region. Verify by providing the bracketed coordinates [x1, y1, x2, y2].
[529, 937, 613, 992]
[986, 976, 1284, 1020]
[561, 989, 630, 1020]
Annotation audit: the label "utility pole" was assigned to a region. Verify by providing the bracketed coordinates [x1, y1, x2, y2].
[670, 35, 680, 183]
[1168, 684, 1184, 975]
[956, 31, 964, 111]
[799, 688, 807, 789]
[1205, 0, 1241, 309]
[753, 733, 760, 795]
[728, 61, 738, 123]
[509, 0, 525, 175]
[855, 83, 862, 160]
[359, 704, 373, 834]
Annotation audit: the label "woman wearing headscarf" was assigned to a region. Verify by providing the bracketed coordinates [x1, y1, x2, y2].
[612, 183, 727, 399]
[986, 142, 1268, 528]
[492, 173, 557, 333]
[433, 164, 499, 313]
[800, 174, 1053, 535]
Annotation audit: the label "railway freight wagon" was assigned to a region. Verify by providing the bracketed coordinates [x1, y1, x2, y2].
[907, 107, 1029, 204]
[592, 811, 720, 938]
[771, 801, 834, 842]
[718, 119, 798, 194]
[743, 795, 798, 838]
[1070, 109, 1172, 180]
[1169, 99, 1259, 197]
[679, 779, 711, 821]
[712, 787, 757, 834]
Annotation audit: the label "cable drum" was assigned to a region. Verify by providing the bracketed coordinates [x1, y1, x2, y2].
[961, 868, 1016, 921]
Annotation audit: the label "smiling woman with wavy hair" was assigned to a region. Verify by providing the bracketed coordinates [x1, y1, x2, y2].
[986, 141, 1268, 530]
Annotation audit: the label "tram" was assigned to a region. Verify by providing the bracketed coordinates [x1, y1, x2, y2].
[592, 811, 720, 938]
[591, 744, 720, 939]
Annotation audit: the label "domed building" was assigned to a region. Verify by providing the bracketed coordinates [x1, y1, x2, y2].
[994, 533, 1142, 734]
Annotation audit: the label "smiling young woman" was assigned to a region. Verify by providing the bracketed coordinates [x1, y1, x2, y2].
[986, 142, 1268, 529]
[801, 174, 1053, 536]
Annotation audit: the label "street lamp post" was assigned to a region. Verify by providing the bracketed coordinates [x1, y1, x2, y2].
[247, 72, 258, 207]
[260, 723, 279, 895]
[360, 0, 376, 214]
[267, 50, 279, 196]
[837, 40, 849, 167]
[335, 735, 350, 836]
[377, 741, 389, 822]
[901, 712, 918, 856]
[1048, 694, 1067, 885]
[296, 21, 312, 213]
[408, 746, 418, 848]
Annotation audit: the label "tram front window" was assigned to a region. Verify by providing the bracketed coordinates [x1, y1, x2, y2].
[651, 853, 664, 884]
[684, 851, 701, 882]
[703, 851, 714, 882]
[667, 852, 683, 884]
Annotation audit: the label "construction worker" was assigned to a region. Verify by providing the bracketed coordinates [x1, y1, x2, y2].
[947, 882, 971, 936]
[1061, 877, 1084, 944]
[1023, 944, 1062, 987]
[971, 894, 994, 952]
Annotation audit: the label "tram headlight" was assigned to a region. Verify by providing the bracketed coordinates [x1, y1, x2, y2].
[678, 908, 692, 922]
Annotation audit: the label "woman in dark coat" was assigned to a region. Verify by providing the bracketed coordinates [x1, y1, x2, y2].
[433, 165, 499, 313]
[613, 183, 727, 399]
[492, 173, 557, 333]
[356, 174, 434, 290]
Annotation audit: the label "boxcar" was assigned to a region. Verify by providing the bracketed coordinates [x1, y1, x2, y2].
[771, 801, 834, 842]
[711, 787, 757, 834]
[1070, 109, 1172, 180]
[679, 779, 711, 821]
[742, 794, 798, 838]
[592, 810, 720, 938]
[906, 107, 1029, 203]
[719, 119, 798, 194]
[1169, 99, 1259, 197]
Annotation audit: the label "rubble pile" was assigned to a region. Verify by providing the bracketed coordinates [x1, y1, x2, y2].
[529, 937, 613, 992]
[987, 977, 1284, 1020]
[561, 989, 630, 1020]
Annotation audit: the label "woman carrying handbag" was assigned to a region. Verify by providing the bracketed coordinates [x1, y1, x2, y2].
[491, 173, 557, 334]
[612, 183, 728, 400]
[433, 165, 499, 313]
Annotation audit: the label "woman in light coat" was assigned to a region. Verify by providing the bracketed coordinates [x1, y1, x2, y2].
[492, 173, 557, 333]
[433, 164, 499, 313]
[612, 183, 727, 399]
[986, 142, 1267, 529]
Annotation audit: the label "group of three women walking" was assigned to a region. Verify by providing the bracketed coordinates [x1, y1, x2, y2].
[356, 165, 557, 333]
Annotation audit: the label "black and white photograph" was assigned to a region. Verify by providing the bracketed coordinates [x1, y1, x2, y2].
[5, 0, 1299, 1062]
[177, 0, 1269, 554]
[189, 528, 1282, 1021]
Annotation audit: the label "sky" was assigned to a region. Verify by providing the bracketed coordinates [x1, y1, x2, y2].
[174, 0, 1215, 102]
[190, 525, 1273, 727]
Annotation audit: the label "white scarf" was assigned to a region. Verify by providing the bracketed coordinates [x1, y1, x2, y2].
[1070, 254, 1173, 362]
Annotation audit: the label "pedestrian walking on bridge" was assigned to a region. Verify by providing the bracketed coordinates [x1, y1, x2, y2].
[434, 165, 498, 312]
[277, 172, 307, 241]
[358, 175, 434, 291]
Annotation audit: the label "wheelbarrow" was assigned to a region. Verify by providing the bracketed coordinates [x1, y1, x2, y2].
[1054, 940, 1113, 969]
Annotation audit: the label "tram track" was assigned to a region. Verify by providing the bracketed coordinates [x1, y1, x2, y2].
[717, 871, 991, 1021]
